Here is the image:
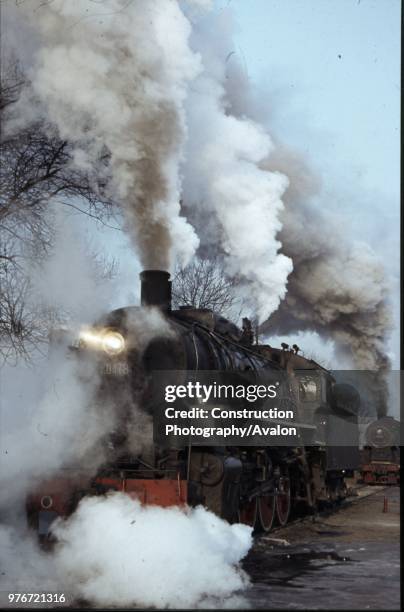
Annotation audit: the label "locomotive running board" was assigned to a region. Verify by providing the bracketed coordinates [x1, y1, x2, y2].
[95, 476, 188, 507]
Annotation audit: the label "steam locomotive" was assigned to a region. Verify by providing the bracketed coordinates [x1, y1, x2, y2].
[27, 270, 361, 537]
[360, 417, 400, 485]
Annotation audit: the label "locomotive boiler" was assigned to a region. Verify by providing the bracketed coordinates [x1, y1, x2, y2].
[27, 270, 361, 537]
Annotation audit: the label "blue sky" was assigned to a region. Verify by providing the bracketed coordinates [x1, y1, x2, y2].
[217, 0, 400, 257]
[215, 0, 400, 366]
[221, 0, 400, 201]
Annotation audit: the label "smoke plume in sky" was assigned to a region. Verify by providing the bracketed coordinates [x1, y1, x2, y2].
[181, 6, 393, 375]
[16, 0, 202, 270]
[7, 0, 393, 374]
[8, 0, 293, 321]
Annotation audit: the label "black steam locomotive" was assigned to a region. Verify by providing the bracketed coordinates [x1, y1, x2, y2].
[27, 270, 361, 536]
[361, 417, 400, 485]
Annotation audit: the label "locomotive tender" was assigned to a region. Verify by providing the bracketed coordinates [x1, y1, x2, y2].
[27, 270, 361, 536]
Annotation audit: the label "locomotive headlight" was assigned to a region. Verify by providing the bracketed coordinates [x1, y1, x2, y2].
[78, 328, 125, 355]
[101, 331, 125, 355]
[41, 495, 53, 509]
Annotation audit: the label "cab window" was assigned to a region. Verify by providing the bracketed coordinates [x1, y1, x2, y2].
[298, 376, 320, 401]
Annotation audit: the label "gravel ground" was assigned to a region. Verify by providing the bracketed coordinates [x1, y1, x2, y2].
[243, 486, 400, 610]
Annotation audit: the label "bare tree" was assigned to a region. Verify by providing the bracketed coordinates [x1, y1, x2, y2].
[1, 63, 114, 228]
[0, 255, 52, 362]
[172, 257, 238, 317]
[0, 62, 117, 363]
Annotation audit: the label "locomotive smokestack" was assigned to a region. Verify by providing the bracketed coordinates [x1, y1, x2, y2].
[140, 270, 172, 312]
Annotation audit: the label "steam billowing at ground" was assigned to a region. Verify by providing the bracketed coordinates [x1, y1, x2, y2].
[53, 495, 251, 608]
[1, 496, 252, 609]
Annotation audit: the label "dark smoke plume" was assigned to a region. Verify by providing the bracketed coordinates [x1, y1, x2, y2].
[182, 9, 393, 416]
[262, 148, 392, 415]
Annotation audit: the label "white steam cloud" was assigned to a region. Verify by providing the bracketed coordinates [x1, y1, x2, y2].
[181, 5, 293, 320]
[0, 209, 122, 507]
[52, 493, 252, 609]
[0, 343, 111, 507]
[12, 0, 293, 320]
[182, 89, 292, 319]
[18, 0, 202, 270]
[1, 496, 252, 609]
